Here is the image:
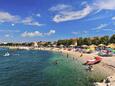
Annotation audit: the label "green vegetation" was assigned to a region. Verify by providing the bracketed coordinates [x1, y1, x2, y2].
[0, 34, 115, 47]
[57, 34, 115, 46]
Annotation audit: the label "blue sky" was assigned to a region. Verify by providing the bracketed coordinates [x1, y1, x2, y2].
[0, 0, 115, 42]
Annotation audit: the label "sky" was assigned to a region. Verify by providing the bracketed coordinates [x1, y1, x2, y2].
[0, 0, 115, 42]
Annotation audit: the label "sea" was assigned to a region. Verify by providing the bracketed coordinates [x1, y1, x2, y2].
[0, 48, 93, 86]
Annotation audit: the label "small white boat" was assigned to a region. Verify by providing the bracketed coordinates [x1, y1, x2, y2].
[4, 52, 10, 56]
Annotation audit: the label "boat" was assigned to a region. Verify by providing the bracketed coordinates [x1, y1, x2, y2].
[83, 56, 102, 65]
[4, 52, 10, 56]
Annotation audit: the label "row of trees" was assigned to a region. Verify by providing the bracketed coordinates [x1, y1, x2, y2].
[57, 34, 115, 46]
[0, 42, 33, 46]
[0, 34, 115, 47]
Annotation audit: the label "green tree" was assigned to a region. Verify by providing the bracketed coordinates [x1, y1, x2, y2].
[91, 37, 100, 45]
[83, 37, 91, 45]
[77, 37, 83, 46]
[100, 36, 109, 45]
[57, 39, 73, 47]
[109, 34, 115, 43]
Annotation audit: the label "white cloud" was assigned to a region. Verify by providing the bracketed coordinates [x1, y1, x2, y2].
[72, 32, 79, 35]
[22, 17, 44, 26]
[36, 13, 41, 17]
[112, 16, 115, 20]
[49, 4, 72, 12]
[0, 29, 20, 33]
[86, 15, 111, 21]
[11, 23, 15, 26]
[0, 12, 20, 23]
[102, 29, 115, 32]
[5, 34, 10, 37]
[92, 24, 108, 30]
[21, 31, 43, 37]
[44, 30, 55, 36]
[53, 5, 92, 23]
[81, 1, 87, 6]
[0, 11, 44, 26]
[72, 31, 88, 35]
[21, 30, 56, 37]
[50, 0, 115, 23]
[93, 0, 115, 10]
[101, 29, 115, 32]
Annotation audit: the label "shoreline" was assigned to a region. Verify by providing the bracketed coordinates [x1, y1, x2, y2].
[39, 47, 115, 86]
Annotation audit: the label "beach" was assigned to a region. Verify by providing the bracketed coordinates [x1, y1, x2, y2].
[39, 47, 115, 86]
[2, 46, 115, 86]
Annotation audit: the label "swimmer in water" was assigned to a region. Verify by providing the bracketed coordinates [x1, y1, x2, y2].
[53, 60, 58, 64]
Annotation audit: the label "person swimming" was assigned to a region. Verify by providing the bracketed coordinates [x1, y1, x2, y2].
[53, 60, 58, 64]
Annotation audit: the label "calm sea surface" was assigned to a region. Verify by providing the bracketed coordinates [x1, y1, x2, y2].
[0, 48, 93, 86]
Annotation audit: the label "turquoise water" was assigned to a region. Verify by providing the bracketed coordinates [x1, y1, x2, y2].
[0, 48, 93, 86]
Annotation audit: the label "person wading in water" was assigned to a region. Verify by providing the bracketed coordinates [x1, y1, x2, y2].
[67, 53, 69, 58]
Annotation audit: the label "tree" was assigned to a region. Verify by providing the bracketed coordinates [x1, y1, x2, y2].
[91, 37, 100, 45]
[109, 34, 115, 43]
[43, 42, 51, 47]
[57, 39, 73, 47]
[100, 36, 109, 45]
[77, 37, 83, 46]
[83, 37, 91, 45]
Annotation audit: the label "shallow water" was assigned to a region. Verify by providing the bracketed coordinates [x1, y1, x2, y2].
[0, 48, 93, 86]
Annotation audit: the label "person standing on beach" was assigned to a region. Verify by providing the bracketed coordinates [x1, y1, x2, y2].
[88, 65, 93, 72]
[80, 53, 83, 57]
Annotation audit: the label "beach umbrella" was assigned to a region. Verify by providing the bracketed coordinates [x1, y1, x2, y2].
[52, 44, 56, 47]
[70, 44, 75, 48]
[107, 48, 113, 51]
[98, 44, 105, 47]
[70, 44, 74, 46]
[85, 49, 91, 52]
[107, 44, 115, 49]
[89, 44, 97, 51]
[60, 44, 64, 48]
[112, 50, 115, 53]
[60, 44, 64, 46]
[48, 45, 51, 47]
[89, 44, 97, 48]
[82, 45, 88, 48]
